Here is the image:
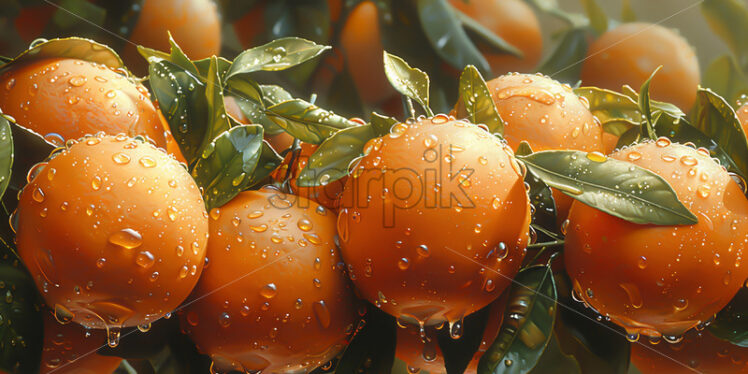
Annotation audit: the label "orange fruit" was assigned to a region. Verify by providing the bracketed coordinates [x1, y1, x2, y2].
[455, 73, 603, 223]
[271, 143, 346, 210]
[338, 116, 531, 326]
[339, 1, 396, 105]
[738, 103, 748, 135]
[581, 23, 700, 111]
[180, 188, 358, 373]
[631, 330, 748, 373]
[16, 134, 208, 336]
[40, 312, 122, 374]
[0, 58, 166, 147]
[602, 132, 620, 155]
[565, 139, 748, 339]
[123, 0, 221, 74]
[448, 0, 542, 75]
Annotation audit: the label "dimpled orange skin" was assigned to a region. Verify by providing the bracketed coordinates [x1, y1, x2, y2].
[0, 58, 166, 147]
[40, 313, 122, 374]
[581, 23, 700, 111]
[456, 73, 603, 223]
[565, 140, 748, 339]
[631, 330, 748, 374]
[340, 1, 396, 105]
[338, 116, 531, 326]
[448, 0, 542, 74]
[16, 134, 208, 330]
[180, 189, 358, 373]
[271, 143, 346, 211]
[122, 0, 221, 74]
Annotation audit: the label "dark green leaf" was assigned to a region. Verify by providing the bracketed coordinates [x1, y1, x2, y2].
[336, 306, 396, 374]
[0, 263, 43, 374]
[200, 57, 233, 155]
[437, 305, 490, 374]
[690, 88, 748, 179]
[581, 0, 608, 35]
[709, 288, 748, 347]
[138, 34, 198, 77]
[538, 28, 589, 84]
[193, 56, 232, 80]
[0, 37, 125, 75]
[459, 65, 504, 136]
[515, 141, 558, 239]
[297, 125, 376, 188]
[265, 99, 355, 144]
[621, 0, 636, 22]
[522, 0, 587, 26]
[452, 6, 523, 58]
[573, 87, 643, 129]
[519, 150, 698, 225]
[6, 122, 55, 196]
[0, 116, 12, 201]
[528, 331, 581, 374]
[638, 67, 661, 140]
[149, 60, 208, 165]
[383, 52, 431, 114]
[231, 85, 293, 135]
[226, 37, 330, 78]
[416, 0, 491, 75]
[225, 76, 264, 109]
[191, 125, 267, 210]
[703, 55, 748, 108]
[701, 0, 748, 69]
[370, 113, 398, 137]
[478, 265, 557, 374]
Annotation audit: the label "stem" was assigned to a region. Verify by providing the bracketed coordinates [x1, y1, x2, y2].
[406, 97, 416, 119]
[531, 223, 563, 241]
[281, 139, 302, 195]
[526, 240, 564, 249]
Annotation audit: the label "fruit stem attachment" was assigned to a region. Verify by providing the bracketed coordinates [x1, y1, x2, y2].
[526, 240, 564, 249]
[280, 139, 302, 195]
[531, 223, 563, 241]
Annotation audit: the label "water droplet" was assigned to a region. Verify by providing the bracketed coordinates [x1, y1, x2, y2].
[4, 78, 15, 90]
[297, 218, 313, 231]
[449, 319, 464, 339]
[697, 184, 711, 198]
[586, 151, 607, 162]
[68, 76, 87, 87]
[91, 176, 102, 190]
[313, 301, 331, 328]
[680, 155, 698, 166]
[139, 157, 156, 168]
[627, 151, 642, 161]
[398, 258, 410, 270]
[218, 312, 231, 327]
[637, 256, 647, 269]
[135, 251, 155, 268]
[108, 228, 143, 249]
[655, 137, 671, 147]
[112, 153, 130, 164]
[137, 323, 151, 332]
[106, 327, 120, 347]
[260, 283, 277, 299]
[416, 245, 430, 258]
[32, 187, 45, 202]
[389, 123, 409, 138]
[54, 304, 74, 324]
[491, 197, 501, 210]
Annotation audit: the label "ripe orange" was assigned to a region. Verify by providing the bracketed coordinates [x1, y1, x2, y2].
[581, 23, 700, 111]
[40, 312, 122, 374]
[448, 0, 542, 75]
[631, 330, 748, 373]
[16, 134, 208, 335]
[271, 143, 346, 210]
[602, 132, 620, 155]
[123, 0, 222, 74]
[565, 139, 748, 339]
[339, 1, 396, 105]
[0, 58, 166, 147]
[180, 188, 358, 373]
[738, 103, 748, 135]
[223, 95, 295, 152]
[456, 73, 603, 223]
[338, 116, 531, 326]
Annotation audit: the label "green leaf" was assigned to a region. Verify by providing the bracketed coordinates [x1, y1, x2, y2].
[148, 59, 209, 165]
[265, 99, 356, 144]
[231, 85, 293, 135]
[638, 66, 662, 140]
[225, 37, 330, 79]
[191, 125, 268, 210]
[0, 37, 125, 75]
[200, 57, 233, 156]
[538, 28, 589, 84]
[704, 55, 748, 108]
[193, 56, 232, 80]
[458, 65, 504, 136]
[709, 288, 748, 347]
[690, 88, 748, 179]
[574, 87, 643, 128]
[701, 0, 748, 69]
[621, 0, 636, 22]
[581, 0, 609, 35]
[602, 120, 639, 137]
[370, 113, 398, 137]
[138, 33, 198, 77]
[522, 0, 588, 26]
[0, 263, 43, 374]
[297, 125, 376, 188]
[528, 331, 582, 374]
[335, 306, 396, 374]
[451, 6, 523, 58]
[478, 265, 557, 374]
[515, 141, 558, 238]
[0, 117, 12, 202]
[383, 52, 431, 115]
[416, 0, 492, 75]
[518, 150, 698, 225]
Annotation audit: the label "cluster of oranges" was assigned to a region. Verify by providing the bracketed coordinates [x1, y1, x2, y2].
[0, 1, 747, 374]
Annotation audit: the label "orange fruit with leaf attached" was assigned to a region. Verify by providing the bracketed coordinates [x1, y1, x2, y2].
[338, 116, 530, 327]
[123, 0, 221, 74]
[40, 312, 121, 374]
[631, 330, 748, 373]
[339, 1, 396, 105]
[0, 58, 166, 147]
[455, 73, 603, 223]
[565, 140, 748, 339]
[224, 95, 295, 152]
[16, 134, 208, 335]
[271, 143, 345, 210]
[180, 188, 358, 373]
[581, 23, 700, 111]
[449, 0, 542, 75]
